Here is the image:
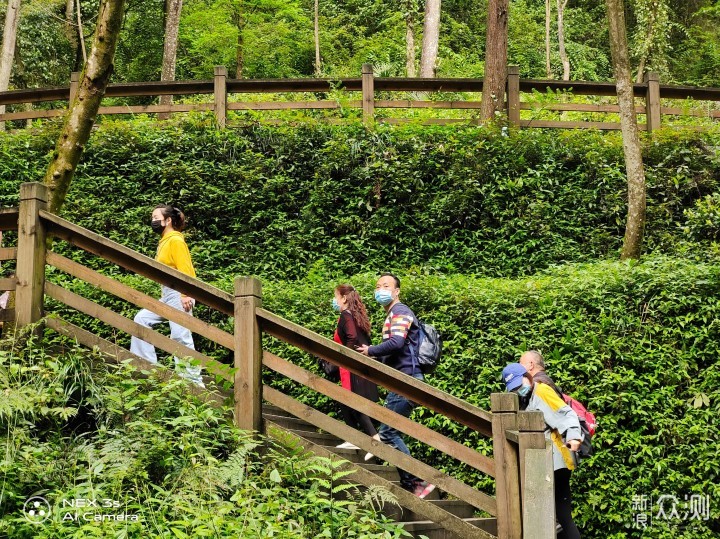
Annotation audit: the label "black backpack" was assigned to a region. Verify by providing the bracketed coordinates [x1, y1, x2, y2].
[411, 319, 442, 374]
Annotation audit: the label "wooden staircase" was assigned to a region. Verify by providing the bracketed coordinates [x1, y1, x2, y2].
[2, 182, 557, 539]
[263, 404, 498, 539]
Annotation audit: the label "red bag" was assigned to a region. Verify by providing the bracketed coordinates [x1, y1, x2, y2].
[563, 394, 597, 459]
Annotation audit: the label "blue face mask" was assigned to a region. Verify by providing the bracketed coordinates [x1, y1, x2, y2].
[331, 298, 341, 312]
[374, 289, 394, 306]
[517, 384, 531, 398]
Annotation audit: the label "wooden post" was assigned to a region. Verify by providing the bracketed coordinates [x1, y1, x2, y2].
[69, 72, 80, 107]
[645, 71, 661, 132]
[517, 411, 547, 502]
[518, 411, 554, 539]
[234, 277, 263, 434]
[361, 63, 375, 125]
[491, 392, 522, 539]
[507, 65, 521, 128]
[214, 66, 227, 129]
[15, 182, 48, 327]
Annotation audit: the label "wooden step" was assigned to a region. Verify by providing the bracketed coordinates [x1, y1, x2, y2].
[263, 412, 318, 431]
[384, 499, 477, 522]
[399, 517, 497, 539]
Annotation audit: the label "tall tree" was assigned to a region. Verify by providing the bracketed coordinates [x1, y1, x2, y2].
[481, 0, 509, 120]
[159, 0, 182, 111]
[43, 0, 126, 213]
[419, 0, 441, 77]
[232, 0, 244, 77]
[313, 0, 320, 76]
[404, 0, 416, 77]
[557, 0, 570, 80]
[0, 0, 22, 130]
[545, 0, 552, 78]
[605, 0, 646, 259]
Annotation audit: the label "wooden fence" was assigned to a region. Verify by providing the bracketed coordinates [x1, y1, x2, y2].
[0, 65, 719, 130]
[2, 182, 556, 539]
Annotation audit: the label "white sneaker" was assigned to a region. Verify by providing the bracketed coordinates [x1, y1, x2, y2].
[364, 451, 375, 461]
[336, 441, 360, 450]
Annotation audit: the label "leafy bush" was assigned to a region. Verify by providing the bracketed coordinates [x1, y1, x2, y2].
[251, 255, 720, 539]
[0, 329, 407, 539]
[684, 192, 720, 241]
[0, 122, 719, 280]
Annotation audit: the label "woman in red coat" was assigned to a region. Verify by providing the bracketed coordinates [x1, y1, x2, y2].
[331, 284, 380, 453]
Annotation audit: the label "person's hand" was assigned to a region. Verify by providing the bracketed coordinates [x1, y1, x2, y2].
[566, 439, 581, 452]
[181, 296, 195, 312]
[356, 344, 370, 356]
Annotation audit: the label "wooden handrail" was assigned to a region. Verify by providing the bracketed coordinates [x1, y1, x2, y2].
[256, 307, 493, 437]
[46, 251, 234, 349]
[39, 210, 234, 315]
[264, 351, 496, 477]
[0, 208, 18, 231]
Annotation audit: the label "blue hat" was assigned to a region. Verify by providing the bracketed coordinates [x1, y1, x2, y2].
[502, 363, 527, 391]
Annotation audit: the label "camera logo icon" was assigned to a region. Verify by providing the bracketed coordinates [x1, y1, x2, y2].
[23, 496, 51, 523]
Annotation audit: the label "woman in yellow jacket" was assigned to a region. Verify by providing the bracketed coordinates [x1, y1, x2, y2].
[130, 205, 203, 387]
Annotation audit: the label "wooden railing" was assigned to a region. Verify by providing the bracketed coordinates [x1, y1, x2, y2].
[0, 65, 719, 131]
[2, 182, 556, 539]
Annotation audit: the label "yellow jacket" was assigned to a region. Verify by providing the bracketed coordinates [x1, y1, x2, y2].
[156, 230, 196, 280]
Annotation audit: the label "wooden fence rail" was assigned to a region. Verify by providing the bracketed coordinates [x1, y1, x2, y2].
[4, 181, 556, 539]
[1, 65, 719, 131]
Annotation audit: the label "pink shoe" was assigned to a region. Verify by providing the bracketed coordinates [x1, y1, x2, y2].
[413, 481, 436, 499]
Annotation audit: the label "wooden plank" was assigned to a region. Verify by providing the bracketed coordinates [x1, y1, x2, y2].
[266, 419, 496, 539]
[46, 251, 234, 349]
[519, 102, 631, 113]
[263, 387, 498, 517]
[39, 210, 234, 316]
[214, 66, 227, 128]
[256, 308, 493, 437]
[517, 411, 546, 506]
[491, 393, 522, 539]
[375, 100, 484, 109]
[0, 86, 69, 106]
[44, 282, 234, 383]
[520, 119, 626, 130]
[16, 183, 47, 326]
[522, 448, 555, 539]
[0, 247, 16, 261]
[518, 79, 643, 97]
[381, 118, 472, 125]
[0, 278, 16, 291]
[228, 78, 362, 93]
[0, 208, 18, 231]
[0, 308, 15, 322]
[660, 106, 720, 118]
[103, 80, 214, 98]
[660, 84, 720, 101]
[97, 103, 214, 114]
[507, 66, 521, 127]
[234, 277, 263, 433]
[0, 109, 65, 121]
[228, 100, 349, 110]
[646, 72, 661, 132]
[45, 316, 228, 407]
[263, 351, 496, 478]
[362, 64, 374, 124]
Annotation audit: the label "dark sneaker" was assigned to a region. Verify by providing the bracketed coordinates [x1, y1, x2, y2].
[413, 481, 436, 499]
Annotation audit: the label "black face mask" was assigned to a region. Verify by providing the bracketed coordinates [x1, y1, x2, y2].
[151, 219, 165, 234]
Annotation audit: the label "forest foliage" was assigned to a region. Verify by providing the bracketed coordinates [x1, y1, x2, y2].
[2, 0, 720, 88]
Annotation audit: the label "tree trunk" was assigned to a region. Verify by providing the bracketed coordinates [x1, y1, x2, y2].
[635, 56, 646, 84]
[0, 0, 22, 130]
[43, 0, 126, 214]
[545, 0, 552, 78]
[481, 0, 509, 120]
[313, 0, 321, 76]
[233, 2, 244, 78]
[605, 0, 646, 260]
[405, 1, 416, 77]
[419, 0, 441, 77]
[159, 0, 182, 110]
[65, 0, 77, 44]
[557, 0, 570, 80]
[76, 0, 87, 64]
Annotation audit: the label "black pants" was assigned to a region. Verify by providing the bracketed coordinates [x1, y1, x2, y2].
[555, 468, 581, 539]
[340, 404, 377, 437]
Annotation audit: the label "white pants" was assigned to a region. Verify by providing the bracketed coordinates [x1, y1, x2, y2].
[130, 286, 203, 386]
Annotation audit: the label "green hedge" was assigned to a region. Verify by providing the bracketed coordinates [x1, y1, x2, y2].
[0, 121, 719, 279]
[246, 255, 719, 539]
